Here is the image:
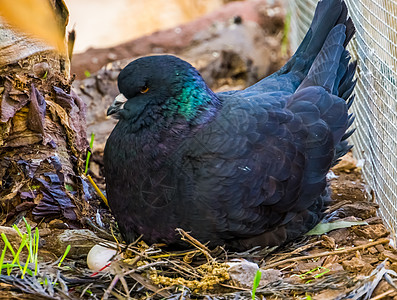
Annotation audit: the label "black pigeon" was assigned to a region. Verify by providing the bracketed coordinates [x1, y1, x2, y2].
[104, 0, 356, 250]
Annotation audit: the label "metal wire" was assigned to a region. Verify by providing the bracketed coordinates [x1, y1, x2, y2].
[288, 0, 397, 238]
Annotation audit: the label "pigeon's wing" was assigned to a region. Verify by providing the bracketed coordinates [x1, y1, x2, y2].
[176, 93, 307, 242]
[177, 84, 349, 248]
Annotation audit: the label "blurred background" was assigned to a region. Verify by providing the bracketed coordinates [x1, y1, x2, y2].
[69, 0, 287, 153]
[67, 0, 225, 53]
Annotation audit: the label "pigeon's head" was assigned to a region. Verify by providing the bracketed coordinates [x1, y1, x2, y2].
[107, 55, 219, 128]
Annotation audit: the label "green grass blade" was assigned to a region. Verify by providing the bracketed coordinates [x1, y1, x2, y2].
[12, 224, 23, 238]
[23, 217, 34, 263]
[10, 235, 27, 275]
[34, 227, 39, 275]
[252, 269, 262, 300]
[23, 217, 31, 236]
[21, 250, 31, 279]
[84, 133, 95, 175]
[0, 246, 6, 275]
[2, 232, 18, 275]
[58, 245, 71, 267]
[1, 233, 16, 257]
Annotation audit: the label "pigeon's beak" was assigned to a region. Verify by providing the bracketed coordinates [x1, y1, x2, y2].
[107, 94, 128, 116]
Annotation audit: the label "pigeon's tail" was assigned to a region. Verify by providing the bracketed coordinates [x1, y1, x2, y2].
[297, 24, 355, 94]
[280, 0, 354, 78]
[285, 0, 357, 200]
[281, 14, 357, 242]
[296, 9, 356, 165]
[332, 59, 356, 165]
[332, 61, 356, 165]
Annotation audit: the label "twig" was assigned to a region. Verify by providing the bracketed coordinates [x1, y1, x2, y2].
[113, 263, 130, 299]
[103, 262, 144, 300]
[82, 217, 114, 240]
[264, 238, 390, 269]
[102, 274, 120, 300]
[129, 272, 172, 298]
[337, 252, 355, 264]
[80, 283, 93, 298]
[267, 240, 322, 265]
[176, 228, 215, 263]
[149, 249, 200, 259]
[166, 258, 202, 278]
[123, 245, 161, 261]
[370, 289, 395, 300]
[219, 282, 251, 291]
[136, 261, 168, 271]
[126, 234, 143, 247]
[279, 262, 298, 272]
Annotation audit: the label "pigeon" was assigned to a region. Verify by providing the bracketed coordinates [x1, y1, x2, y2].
[104, 0, 356, 250]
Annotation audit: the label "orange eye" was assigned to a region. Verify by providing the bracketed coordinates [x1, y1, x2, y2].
[140, 86, 149, 94]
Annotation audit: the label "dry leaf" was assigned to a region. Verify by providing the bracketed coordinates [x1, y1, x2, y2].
[306, 220, 368, 236]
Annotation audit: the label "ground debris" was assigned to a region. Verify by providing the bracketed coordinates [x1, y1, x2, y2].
[341, 260, 397, 300]
[342, 256, 374, 275]
[2, 153, 397, 300]
[352, 223, 389, 240]
[228, 259, 281, 288]
[150, 261, 230, 292]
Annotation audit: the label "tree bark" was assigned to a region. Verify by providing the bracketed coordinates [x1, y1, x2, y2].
[0, 1, 89, 225]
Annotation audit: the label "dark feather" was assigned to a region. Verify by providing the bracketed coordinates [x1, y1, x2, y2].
[104, 0, 356, 250]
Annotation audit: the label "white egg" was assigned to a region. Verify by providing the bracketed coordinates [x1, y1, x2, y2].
[87, 244, 117, 272]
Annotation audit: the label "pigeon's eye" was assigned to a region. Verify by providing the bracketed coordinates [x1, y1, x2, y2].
[140, 86, 149, 94]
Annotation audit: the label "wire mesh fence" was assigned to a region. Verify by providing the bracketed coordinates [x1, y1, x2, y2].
[288, 0, 397, 238]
